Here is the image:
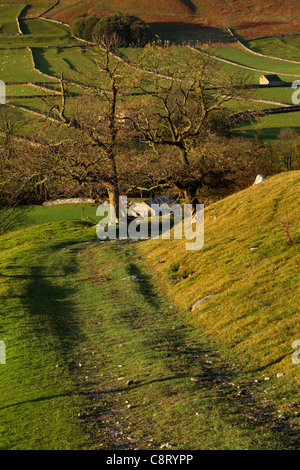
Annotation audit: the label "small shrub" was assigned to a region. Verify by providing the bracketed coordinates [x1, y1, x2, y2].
[70, 15, 87, 38]
[70, 13, 152, 46]
[70, 15, 98, 42]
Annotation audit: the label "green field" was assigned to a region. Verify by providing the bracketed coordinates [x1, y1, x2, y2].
[30, 47, 99, 83]
[0, 5, 23, 34]
[20, 18, 75, 45]
[212, 47, 300, 78]
[0, 48, 57, 83]
[233, 111, 300, 139]
[0, 15, 299, 141]
[19, 204, 98, 228]
[254, 87, 297, 105]
[5, 83, 58, 97]
[0, 18, 76, 47]
[247, 36, 300, 62]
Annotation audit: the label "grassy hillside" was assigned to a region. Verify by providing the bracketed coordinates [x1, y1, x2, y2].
[138, 171, 300, 418]
[0, 174, 298, 450]
[1, 0, 295, 39]
[0, 187, 298, 449]
[233, 111, 300, 139]
[0, 5, 24, 34]
[247, 35, 300, 62]
[20, 0, 300, 39]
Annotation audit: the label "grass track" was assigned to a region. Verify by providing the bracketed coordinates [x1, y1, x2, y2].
[138, 171, 300, 418]
[0, 204, 297, 449]
[0, 184, 299, 449]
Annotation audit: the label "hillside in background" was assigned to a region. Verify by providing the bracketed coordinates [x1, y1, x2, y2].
[19, 0, 300, 39]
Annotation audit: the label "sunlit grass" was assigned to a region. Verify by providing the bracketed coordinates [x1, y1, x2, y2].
[0, 5, 23, 34]
[139, 171, 300, 416]
[0, 204, 296, 449]
[247, 35, 300, 62]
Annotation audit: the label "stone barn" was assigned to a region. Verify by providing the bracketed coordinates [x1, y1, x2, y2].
[259, 74, 285, 86]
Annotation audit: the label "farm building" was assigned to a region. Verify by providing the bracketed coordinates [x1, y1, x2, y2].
[259, 74, 285, 86]
[129, 202, 155, 218]
[144, 195, 179, 216]
[129, 195, 178, 218]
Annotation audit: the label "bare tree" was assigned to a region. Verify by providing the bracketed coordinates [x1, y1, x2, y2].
[276, 128, 300, 171]
[50, 35, 133, 219]
[129, 44, 252, 212]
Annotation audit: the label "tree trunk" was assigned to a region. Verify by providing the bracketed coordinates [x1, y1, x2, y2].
[107, 182, 120, 222]
[178, 146, 190, 166]
[183, 186, 200, 216]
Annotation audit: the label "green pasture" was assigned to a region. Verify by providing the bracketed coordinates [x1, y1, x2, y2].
[0, 5, 23, 35]
[224, 98, 279, 113]
[232, 110, 300, 139]
[5, 94, 57, 118]
[30, 47, 100, 83]
[0, 18, 76, 47]
[247, 35, 300, 62]
[5, 1, 55, 18]
[20, 18, 75, 45]
[0, 16, 299, 140]
[20, 204, 98, 229]
[0, 103, 80, 143]
[0, 48, 56, 83]
[5, 83, 57, 97]
[211, 47, 300, 78]
[255, 86, 297, 105]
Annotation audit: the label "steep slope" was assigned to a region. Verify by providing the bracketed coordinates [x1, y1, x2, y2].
[139, 171, 300, 416]
[2, 209, 297, 449]
[50, 0, 300, 37]
[19, 0, 300, 39]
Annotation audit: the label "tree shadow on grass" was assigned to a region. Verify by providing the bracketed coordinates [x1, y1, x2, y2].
[249, 353, 292, 373]
[149, 23, 236, 44]
[0, 391, 74, 411]
[21, 245, 86, 364]
[125, 260, 162, 311]
[181, 0, 196, 13]
[88, 241, 297, 448]
[31, 48, 54, 76]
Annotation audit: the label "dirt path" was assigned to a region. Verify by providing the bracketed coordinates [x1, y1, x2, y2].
[67, 239, 294, 450]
